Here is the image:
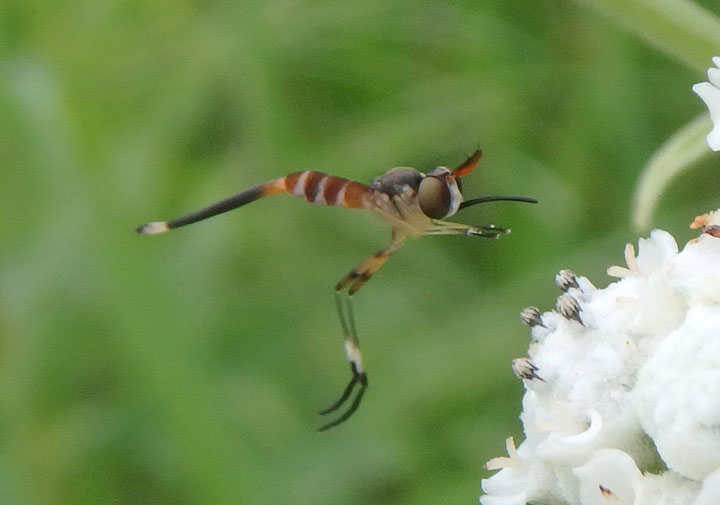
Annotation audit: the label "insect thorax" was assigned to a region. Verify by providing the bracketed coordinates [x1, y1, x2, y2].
[369, 167, 432, 235]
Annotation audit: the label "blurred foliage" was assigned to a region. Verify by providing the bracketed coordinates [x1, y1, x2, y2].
[1, 0, 719, 504]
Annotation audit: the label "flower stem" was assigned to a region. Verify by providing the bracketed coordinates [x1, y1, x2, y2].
[574, 0, 720, 72]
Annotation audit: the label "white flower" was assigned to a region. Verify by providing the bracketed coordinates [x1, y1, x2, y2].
[481, 210, 720, 505]
[692, 57, 720, 151]
[696, 468, 720, 505]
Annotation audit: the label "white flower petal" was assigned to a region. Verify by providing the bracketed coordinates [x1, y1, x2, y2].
[574, 449, 641, 505]
[635, 229, 678, 272]
[537, 410, 603, 463]
[634, 305, 720, 480]
[692, 56, 720, 151]
[692, 81, 720, 151]
[708, 63, 720, 88]
[634, 472, 700, 505]
[695, 468, 720, 505]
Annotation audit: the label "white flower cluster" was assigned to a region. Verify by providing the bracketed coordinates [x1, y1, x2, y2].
[693, 57, 720, 151]
[481, 210, 720, 505]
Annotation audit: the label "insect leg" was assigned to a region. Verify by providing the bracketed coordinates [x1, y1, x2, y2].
[318, 231, 406, 431]
[424, 219, 510, 238]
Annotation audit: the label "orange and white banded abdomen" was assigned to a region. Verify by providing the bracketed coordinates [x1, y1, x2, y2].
[276, 171, 371, 209]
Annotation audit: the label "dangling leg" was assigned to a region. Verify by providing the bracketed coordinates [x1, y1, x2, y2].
[318, 231, 406, 431]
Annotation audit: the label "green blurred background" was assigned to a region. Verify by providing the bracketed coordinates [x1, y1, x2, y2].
[2, 0, 719, 504]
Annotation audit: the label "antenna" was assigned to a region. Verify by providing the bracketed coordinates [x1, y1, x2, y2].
[459, 195, 538, 211]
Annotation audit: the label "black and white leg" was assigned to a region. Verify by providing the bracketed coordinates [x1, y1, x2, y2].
[317, 232, 406, 431]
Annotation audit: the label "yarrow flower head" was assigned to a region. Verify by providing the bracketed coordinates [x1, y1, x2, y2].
[481, 210, 720, 505]
[692, 57, 720, 151]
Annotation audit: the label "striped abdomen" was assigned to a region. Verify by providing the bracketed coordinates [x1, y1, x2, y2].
[281, 171, 370, 209]
[135, 170, 372, 234]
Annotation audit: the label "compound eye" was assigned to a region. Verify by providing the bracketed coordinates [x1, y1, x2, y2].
[418, 175, 452, 219]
